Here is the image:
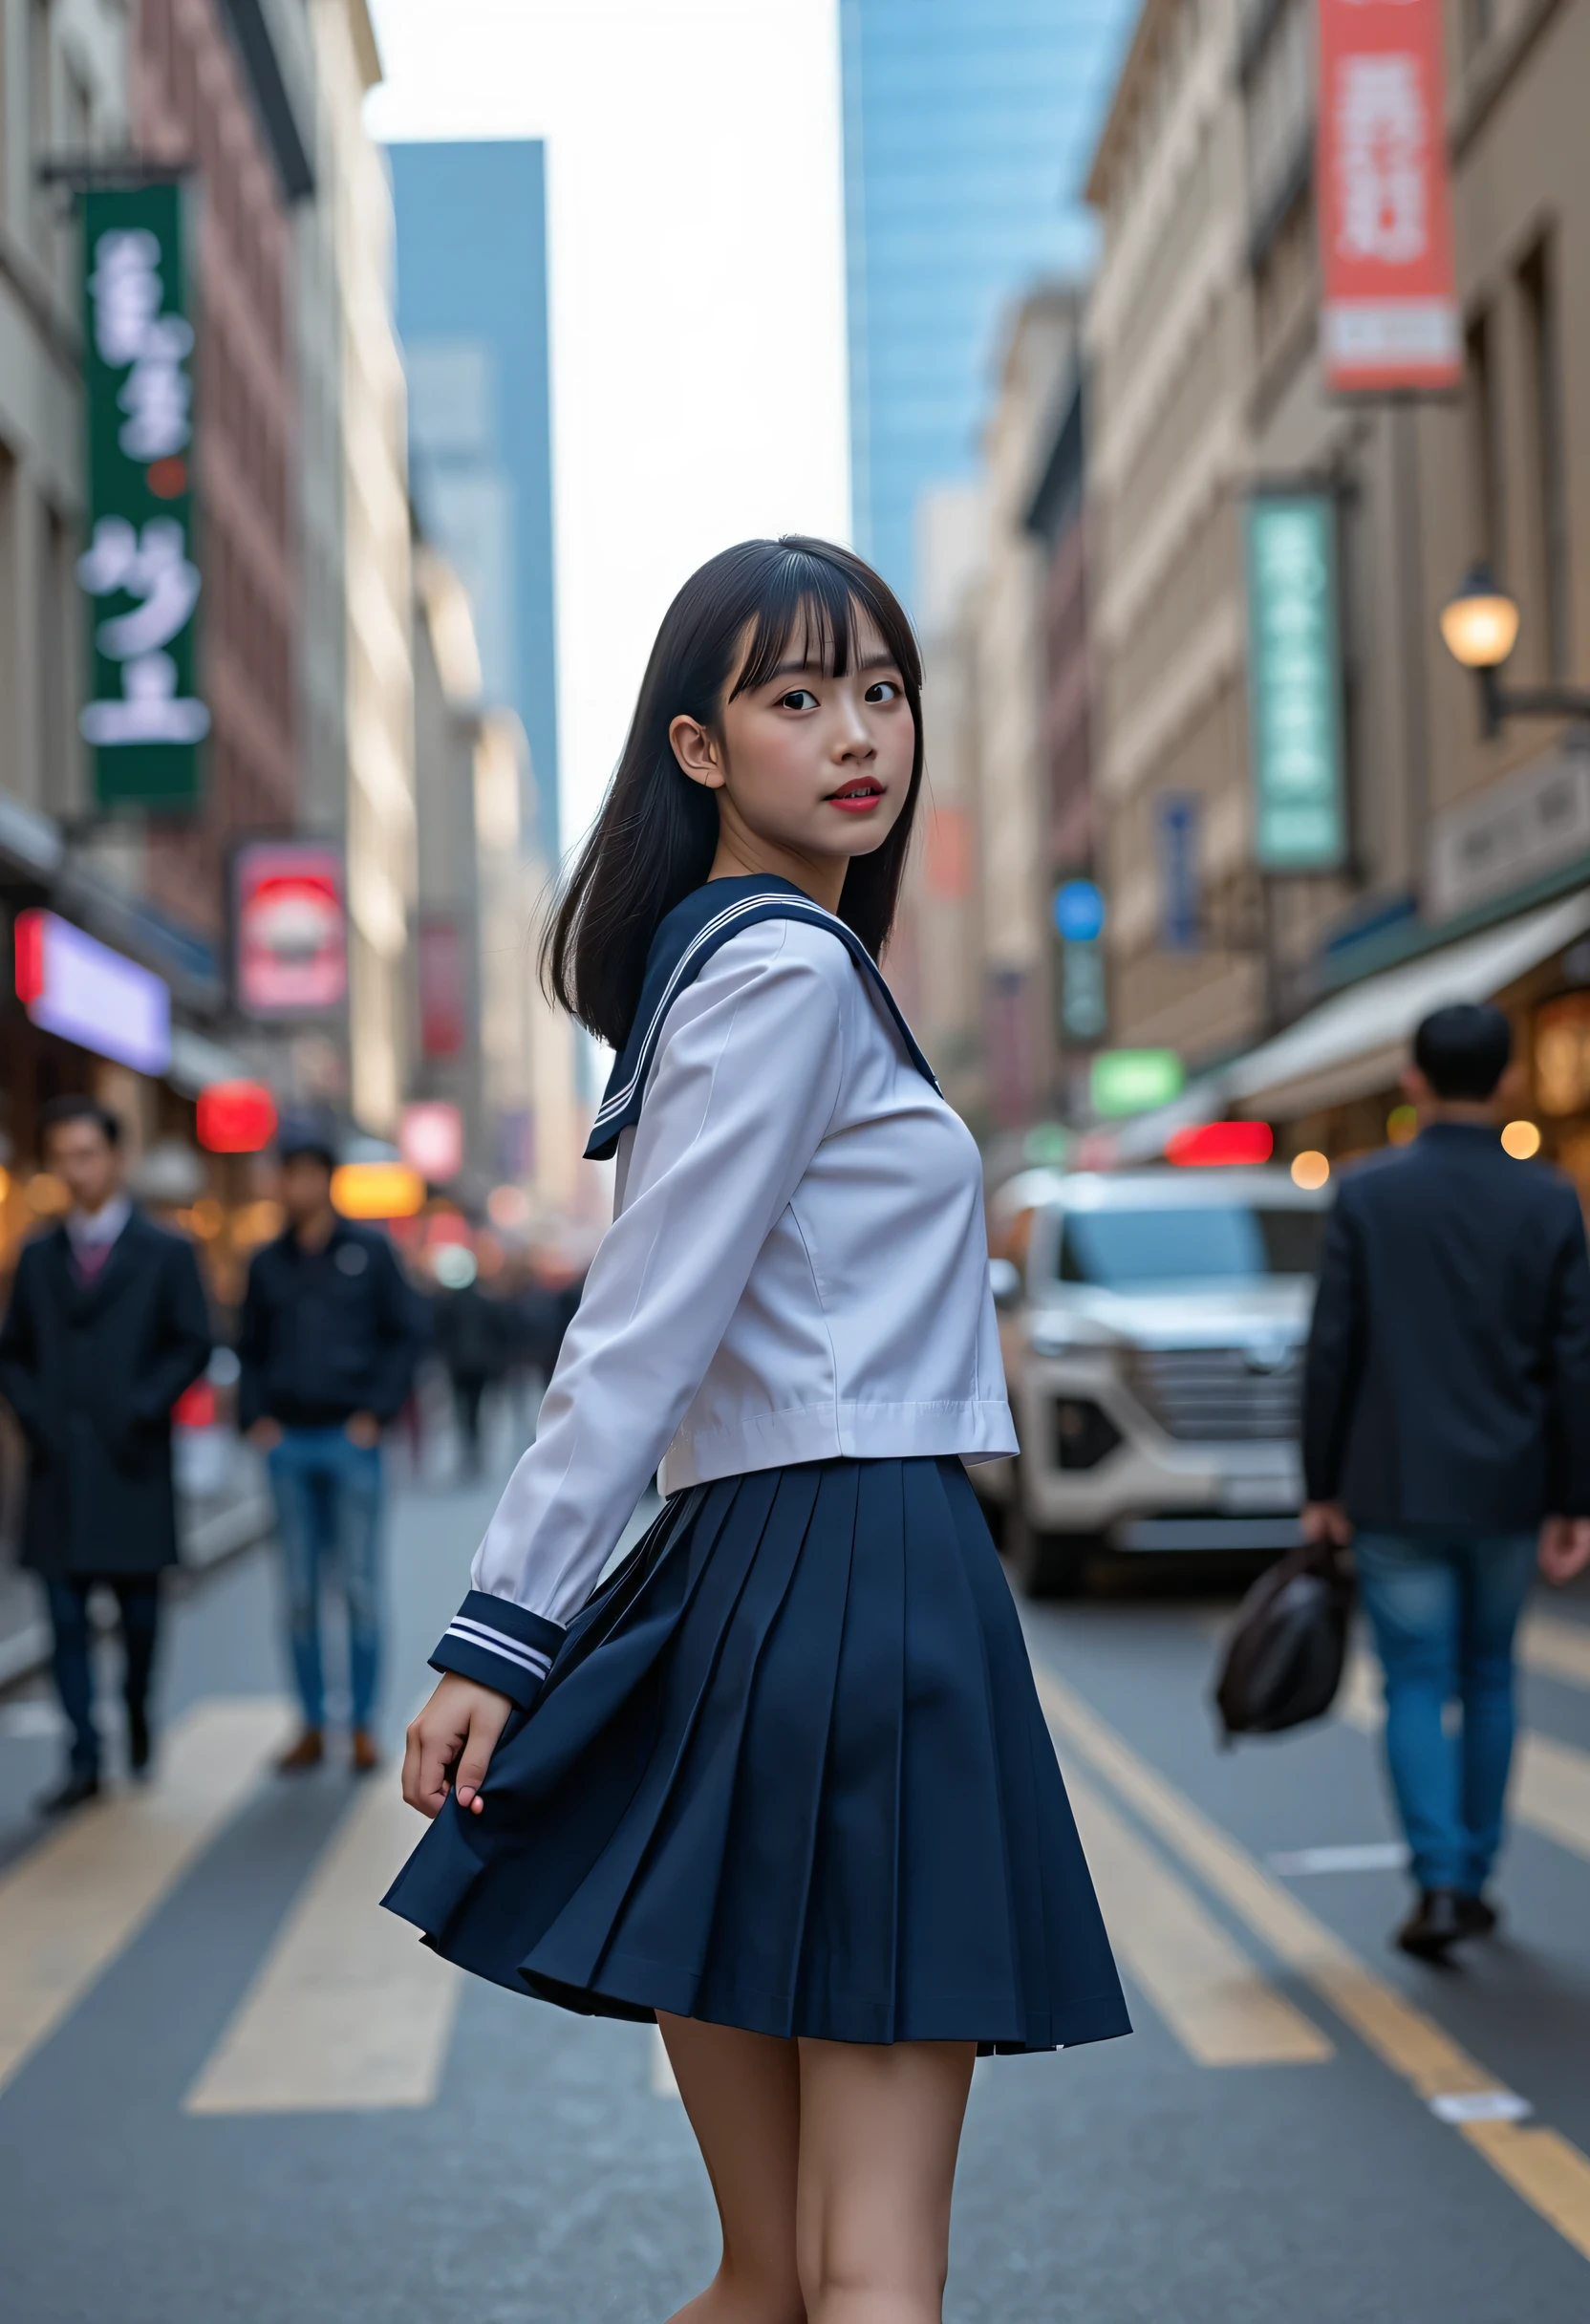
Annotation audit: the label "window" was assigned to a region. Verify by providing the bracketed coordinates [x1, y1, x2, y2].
[1464, 308, 1502, 571]
[1058, 1204, 1326, 1286]
[1517, 238, 1567, 678]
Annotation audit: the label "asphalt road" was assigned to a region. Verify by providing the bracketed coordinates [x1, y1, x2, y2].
[2, 1416, 1589, 2323]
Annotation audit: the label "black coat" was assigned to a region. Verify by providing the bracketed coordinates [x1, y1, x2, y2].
[1303, 1123, 1590, 1532]
[237, 1220, 427, 1432]
[0, 1212, 212, 1579]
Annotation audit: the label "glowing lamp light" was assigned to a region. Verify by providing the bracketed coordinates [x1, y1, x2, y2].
[487, 1183, 530, 1230]
[196, 1081, 278, 1154]
[1167, 1121, 1274, 1168]
[1386, 1105, 1419, 1146]
[1438, 570, 1520, 671]
[331, 1161, 425, 1220]
[1290, 1150, 1331, 1191]
[1501, 1119, 1542, 1160]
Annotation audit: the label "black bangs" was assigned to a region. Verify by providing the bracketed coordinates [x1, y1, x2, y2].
[726, 546, 920, 699]
[543, 533, 927, 1050]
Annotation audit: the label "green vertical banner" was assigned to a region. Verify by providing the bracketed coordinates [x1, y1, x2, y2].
[79, 183, 207, 809]
[1244, 493, 1345, 872]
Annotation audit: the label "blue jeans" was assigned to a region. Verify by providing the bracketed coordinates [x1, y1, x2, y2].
[267, 1429, 383, 1731]
[1354, 1530, 1536, 1894]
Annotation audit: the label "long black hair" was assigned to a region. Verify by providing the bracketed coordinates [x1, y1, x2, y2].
[543, 534, 925, 1049]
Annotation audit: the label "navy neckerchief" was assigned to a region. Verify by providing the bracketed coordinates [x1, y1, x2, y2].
[585, 875, 939, 1161]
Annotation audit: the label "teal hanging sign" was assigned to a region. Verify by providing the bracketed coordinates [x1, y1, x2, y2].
[1244, 493, 1345, 872]
[78, 183, 207, 809]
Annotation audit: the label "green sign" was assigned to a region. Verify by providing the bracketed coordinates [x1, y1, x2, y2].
[1244, 493, 1344, 872]
[1090, 1048, 1184, 1119]
[79, 183, 207, 809]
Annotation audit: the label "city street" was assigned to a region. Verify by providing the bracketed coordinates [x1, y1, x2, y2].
[2, 1423, 1590, 2323]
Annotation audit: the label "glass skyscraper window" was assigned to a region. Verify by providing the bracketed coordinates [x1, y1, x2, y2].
[840, 0, 1137, 603]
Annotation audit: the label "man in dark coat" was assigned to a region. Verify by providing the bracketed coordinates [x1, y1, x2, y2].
[432, 1264, 507, 1475]
[238, 1118, 427, 1775]
[0, 1096, 211, 1812]
[1302, 1003, 1590, 1960]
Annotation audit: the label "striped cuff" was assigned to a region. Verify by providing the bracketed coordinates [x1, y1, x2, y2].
[429, 1590, 567, 1711]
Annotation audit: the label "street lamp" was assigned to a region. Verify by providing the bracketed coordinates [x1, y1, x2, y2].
[1438, 566, 1590, 737]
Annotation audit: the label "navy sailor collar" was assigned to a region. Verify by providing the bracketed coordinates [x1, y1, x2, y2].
[585, 875, 939, 1161]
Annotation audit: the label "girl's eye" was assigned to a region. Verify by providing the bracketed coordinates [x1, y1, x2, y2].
[777, 688, 819, 711]
[865, 679, 900, 703]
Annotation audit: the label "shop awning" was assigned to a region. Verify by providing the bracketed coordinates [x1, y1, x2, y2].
[1225, 889, 1590, 1118]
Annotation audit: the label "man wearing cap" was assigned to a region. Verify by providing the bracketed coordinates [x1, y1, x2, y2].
[238, 1118, 427, 1774]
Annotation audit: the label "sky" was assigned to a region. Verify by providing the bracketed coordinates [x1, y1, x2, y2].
[367, 0, 852, 858]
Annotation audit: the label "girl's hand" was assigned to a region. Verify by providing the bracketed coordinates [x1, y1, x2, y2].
[402, 1674, 514, 1818]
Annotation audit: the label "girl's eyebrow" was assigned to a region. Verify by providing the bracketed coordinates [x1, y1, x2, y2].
[764, 650, 898, 683]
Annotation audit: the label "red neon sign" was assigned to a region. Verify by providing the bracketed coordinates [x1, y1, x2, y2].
[196, 1081, 278, 1154]
[1167, 1121, 1275, 1168]
[1317, 0, 1460, 393]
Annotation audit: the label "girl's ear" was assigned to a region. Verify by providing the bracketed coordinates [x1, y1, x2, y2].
[670, 712, 725, 789]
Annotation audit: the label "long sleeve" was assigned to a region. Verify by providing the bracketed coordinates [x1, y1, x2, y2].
[235, 1252, 269, 1433]
[0, 1254, 46, 1448]
[365, 1238, 430, 1420]
[1542, 1190, 1590, 1517]
[129, 1239, 212, 1429]
[430, 927, 846, 1706]
[1301, 1188, 1365, 1504]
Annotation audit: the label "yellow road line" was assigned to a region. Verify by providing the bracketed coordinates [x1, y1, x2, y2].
[0, 1697, 291, 2098]
[1067, 1768, 1331, 2066]
[1343, 1652, 1590, 1865]
[1035, 1664, 1590, 2265]
[185, 1778, 460, 2114]
[1519, 1612, 1590, 1692]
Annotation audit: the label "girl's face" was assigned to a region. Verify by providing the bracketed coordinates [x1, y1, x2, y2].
[669, 608, 914, 881]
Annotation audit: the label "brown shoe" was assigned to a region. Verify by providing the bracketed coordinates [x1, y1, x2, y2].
[275, 1728, 324, 1775]
[350, 1728, 381, 1775]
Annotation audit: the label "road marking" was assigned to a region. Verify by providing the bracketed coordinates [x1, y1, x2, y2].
[651, 2025, 679, 2097]
[1519, 1612, 1590, 1692]
[1035, 1662, 1590, 2265]
[185, 1777, 461, 2114]
[1068, 1768, 1331, 2065]
[0, 1696, 291, 2098]
[1343, 1652, 1590, 1865]
[1268, 1843, 1407, 1875]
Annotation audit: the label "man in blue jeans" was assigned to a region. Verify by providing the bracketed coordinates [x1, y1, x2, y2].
[238, 1120, 426, 1775]
[1303, 1003, 1590, 1959]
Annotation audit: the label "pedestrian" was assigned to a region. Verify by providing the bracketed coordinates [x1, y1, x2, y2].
[431, 1258, 506, 1476]
[389, 537, 1128, 2324]
[238, 1119, 428, 1775]
[1302, 1002, 1590, 1961]
[0, 1096, 211, 1813]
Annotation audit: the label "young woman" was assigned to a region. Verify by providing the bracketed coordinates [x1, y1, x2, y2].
[388, 536, 1128, 2322]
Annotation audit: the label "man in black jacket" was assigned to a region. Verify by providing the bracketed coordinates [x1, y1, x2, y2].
[238, 1120, 426, 1775]
[0, 1096, 211, 1812]
[1303, 1003, 1590, 1959]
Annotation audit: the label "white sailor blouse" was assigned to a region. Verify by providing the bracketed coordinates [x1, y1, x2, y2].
[432, 876, 1019, 1707]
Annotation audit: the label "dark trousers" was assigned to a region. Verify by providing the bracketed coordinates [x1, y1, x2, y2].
[46, 1578, 161, 1775]
[452, 1373, 489, 1470]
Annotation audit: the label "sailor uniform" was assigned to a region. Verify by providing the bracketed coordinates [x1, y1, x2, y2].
[384, 876, 1129, 2054]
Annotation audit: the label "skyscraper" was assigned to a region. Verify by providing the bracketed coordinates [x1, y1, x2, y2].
[386, 141, 560, 862]
[839, 0, 1135, 603]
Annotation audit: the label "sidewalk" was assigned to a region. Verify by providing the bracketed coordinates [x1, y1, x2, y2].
[0, 1430, 274, 1690]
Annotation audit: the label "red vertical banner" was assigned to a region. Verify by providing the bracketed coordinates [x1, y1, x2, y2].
[1317, 0, 1461, 393]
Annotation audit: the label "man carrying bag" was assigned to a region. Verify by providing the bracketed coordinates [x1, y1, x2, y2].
[1302, 1003, 1590, 1960]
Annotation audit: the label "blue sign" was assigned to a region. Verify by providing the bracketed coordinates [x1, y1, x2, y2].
[1157, 796, 1200, 953]
[1054, 879, 1106, 943]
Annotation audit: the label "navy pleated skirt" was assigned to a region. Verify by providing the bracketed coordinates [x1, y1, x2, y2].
[382, 1456, 1130, 2053]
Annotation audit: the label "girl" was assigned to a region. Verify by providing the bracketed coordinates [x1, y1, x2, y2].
[388, 536, 1128, 2323]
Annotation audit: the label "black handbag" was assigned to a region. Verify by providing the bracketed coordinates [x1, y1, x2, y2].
[1213, 1536, 1354, 1742]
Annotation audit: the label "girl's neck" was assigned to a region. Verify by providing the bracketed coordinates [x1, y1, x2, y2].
[706, 828, 847, 916]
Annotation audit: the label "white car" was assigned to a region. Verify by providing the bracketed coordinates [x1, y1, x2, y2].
[979, 1165, 1330, 1596]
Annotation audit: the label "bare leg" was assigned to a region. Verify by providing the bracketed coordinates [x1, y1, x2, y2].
[796, 2039, 976, 2324]
[657, 2011, 806, 2324]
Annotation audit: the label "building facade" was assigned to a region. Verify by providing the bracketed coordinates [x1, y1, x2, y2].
[387, 140, 560, 866]
[838, 0, 1136, 604]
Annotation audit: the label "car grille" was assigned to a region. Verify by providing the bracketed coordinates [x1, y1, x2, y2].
[1125, 1346, 1301, 1442]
